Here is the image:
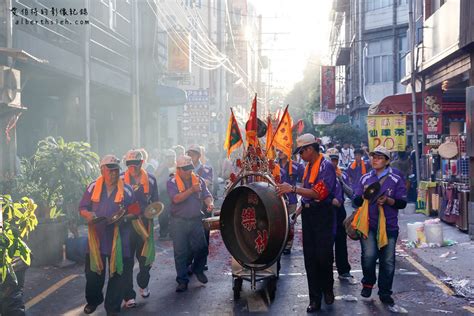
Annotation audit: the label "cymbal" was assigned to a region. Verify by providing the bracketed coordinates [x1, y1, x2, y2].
[144, 202, 164, 219]
[90, 216, 107, 225]
[107, 209, 126, 225]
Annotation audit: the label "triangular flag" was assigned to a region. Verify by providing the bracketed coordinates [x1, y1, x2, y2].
[271, 105, 293, 174]
[265, 116, 276, 160]
[245, 94, 259, 148]
[223, 108, 243, 158]
[272, 105, 293, 157]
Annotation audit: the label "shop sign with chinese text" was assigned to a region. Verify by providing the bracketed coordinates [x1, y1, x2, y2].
[367, 115, 406, 151]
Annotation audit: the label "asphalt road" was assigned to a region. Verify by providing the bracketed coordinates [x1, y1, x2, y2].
[23, 213, 473, 315]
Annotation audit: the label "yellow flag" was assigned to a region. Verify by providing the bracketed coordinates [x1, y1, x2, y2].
[265, 117, 276, 160]
[272, 105, 292, 159]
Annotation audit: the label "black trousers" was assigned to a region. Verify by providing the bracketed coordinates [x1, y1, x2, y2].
[334, 205, 351, 275]
[158, 199, 171, 237]
[123, 222, 153, 300]
[85, 254, 127, 313]
[301, 204, 334, 303]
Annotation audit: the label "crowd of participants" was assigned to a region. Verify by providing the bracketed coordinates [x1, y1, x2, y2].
[78, 135, 416, 314]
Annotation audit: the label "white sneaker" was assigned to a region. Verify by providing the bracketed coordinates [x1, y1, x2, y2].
[124, 298, 137, 308]
[140, 287, 150, 298]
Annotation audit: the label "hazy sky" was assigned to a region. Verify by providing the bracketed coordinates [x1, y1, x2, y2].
[249, 0, 332, 91]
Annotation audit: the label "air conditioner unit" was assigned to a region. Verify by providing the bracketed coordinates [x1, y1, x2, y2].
[0, 66, 21, 107]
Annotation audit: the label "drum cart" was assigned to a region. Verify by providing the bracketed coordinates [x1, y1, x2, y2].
[222, 172, 288, 301]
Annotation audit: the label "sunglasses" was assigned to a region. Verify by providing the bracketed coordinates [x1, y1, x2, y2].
[298, 146, 309, 155]
[179, 165, 194, 171]
[126, 160, 142, 167]
[105, 164, 120, 170]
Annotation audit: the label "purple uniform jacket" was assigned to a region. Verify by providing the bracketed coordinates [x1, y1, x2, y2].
[167, 175, 212, 219]
[302, 158, 336, 205]
[195, 163, 213, 183]
[120, 172, 159, 213]
[279, 160, 305, 205]
[334, 172, 350, 205]
[347, 162, 371, 190]
[354, 167, 407, 232]
[389, 167, 404, 179]
[79, 181, 135, 258]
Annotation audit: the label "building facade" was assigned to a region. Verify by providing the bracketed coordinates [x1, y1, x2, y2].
[328, 0, 409, 129]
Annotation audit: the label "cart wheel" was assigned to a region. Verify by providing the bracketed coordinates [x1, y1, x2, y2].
[268, 278, 277, 301]
[233, 277, 243, 300]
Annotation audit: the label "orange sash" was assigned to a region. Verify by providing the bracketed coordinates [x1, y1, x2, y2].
[303, 154, 324, 184]
[124, 169, 149, 194]
[175, 172, 199, 193]
[89, 176, 125, 276]
[303, 154, 330, 201]
[91, 176, 124, 203]
[351, 160, 367, 175]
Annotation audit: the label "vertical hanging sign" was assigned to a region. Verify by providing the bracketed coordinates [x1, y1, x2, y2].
[320, 66, 336, 111]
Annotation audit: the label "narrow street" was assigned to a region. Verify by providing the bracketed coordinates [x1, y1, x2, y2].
[23, 203, 473, 315]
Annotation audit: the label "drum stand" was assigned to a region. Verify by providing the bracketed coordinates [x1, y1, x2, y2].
[231, 257, 279, 300]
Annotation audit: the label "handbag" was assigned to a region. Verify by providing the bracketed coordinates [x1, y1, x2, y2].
[343, 209, 360, 240]
[343, 174, 389, 240]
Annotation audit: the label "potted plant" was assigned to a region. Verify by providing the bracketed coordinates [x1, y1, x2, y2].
[16, 136, 99, 266]
[0, 194, 38, 315]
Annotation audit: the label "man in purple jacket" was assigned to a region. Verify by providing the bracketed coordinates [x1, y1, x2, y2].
[121, 150, 160, 306]
[79, 155, 135, 315]
[276, 134, 336, 313]
[326, 148, 354, 282]
[167, 155, 214, 293]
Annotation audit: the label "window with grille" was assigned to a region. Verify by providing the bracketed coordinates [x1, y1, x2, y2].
[366, 0, 391, 11]
[366, 38, 393, 84]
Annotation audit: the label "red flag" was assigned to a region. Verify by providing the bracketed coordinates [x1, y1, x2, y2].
[245, 94, 259, 147]
[292, 119, 305, 135]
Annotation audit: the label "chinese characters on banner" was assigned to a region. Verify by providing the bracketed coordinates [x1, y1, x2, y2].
[320, 66, 336, 110]
[367, 115, 407, 151]
[312, 111, 338, 125]
[182, 89, 210, 142]
[423, 94, 443, 150]
[168, 32, 190, 73]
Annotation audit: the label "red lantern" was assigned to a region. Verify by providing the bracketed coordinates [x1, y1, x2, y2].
[230, 173, 237, 183]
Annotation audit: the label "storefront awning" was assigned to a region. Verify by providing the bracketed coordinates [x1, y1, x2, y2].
[155, 85, 187, 107]
[369, 93, 423, 115]
[0, 47, 48, 64]
[370, 90, 466, 115]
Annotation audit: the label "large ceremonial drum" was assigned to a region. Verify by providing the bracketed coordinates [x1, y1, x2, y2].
[220, 181, 289, 270]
